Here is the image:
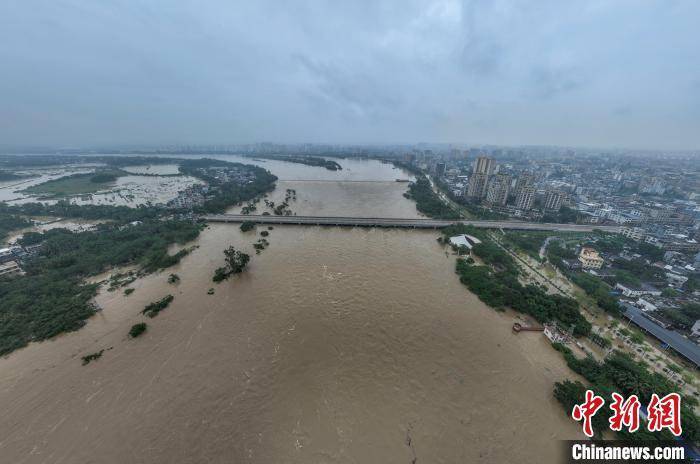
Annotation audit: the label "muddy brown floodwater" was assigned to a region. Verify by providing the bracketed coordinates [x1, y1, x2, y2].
[0, 158, 582, 463]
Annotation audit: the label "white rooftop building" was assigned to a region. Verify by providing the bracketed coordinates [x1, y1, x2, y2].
[449, 234, 482, 251]
[692, 320, 700, 337]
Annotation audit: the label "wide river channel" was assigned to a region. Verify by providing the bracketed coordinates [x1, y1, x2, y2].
[0, 156, 581, 463]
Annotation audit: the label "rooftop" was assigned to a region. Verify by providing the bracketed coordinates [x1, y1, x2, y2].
[449, 234, 482, 250]
[622, 303, 700, 368]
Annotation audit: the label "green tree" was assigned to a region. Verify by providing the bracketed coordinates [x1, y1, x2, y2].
[224, 246, 250, 273]
[240, 221, 256, 232]
[129, 323, 147, 338]
[213, 247, 251, 282]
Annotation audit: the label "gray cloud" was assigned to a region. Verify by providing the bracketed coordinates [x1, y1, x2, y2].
[0, 0, 698, 149]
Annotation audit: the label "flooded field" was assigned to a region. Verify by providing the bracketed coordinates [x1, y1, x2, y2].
[121, 164, 182, 175]
[0, 157, 582, 463]
[0, 166, 96, 203]
[3, 218, 104, 245]
[2, 168, 202, 208]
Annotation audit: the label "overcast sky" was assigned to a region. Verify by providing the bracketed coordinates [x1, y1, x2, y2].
[1, 0, 699, 150]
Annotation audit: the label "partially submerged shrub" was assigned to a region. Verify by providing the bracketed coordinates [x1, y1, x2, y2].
[129, 323, 147, 338]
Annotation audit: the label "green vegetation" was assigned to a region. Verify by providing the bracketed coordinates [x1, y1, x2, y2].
[686, 275, 700, 293]
[570, 272, 622, 316]
[661, 287, 679, 298]
[660, 303, 700, 330]
[0, 213, 32, 242]
[587, 233, 663, 262]
[253, 238, 269, 254]
[241, 202, 257, 214]
[0, 220, 201, 356]
[541, 206, 579, 224]
[636, 242, 664, 262]
[124, 288, 135, 296]
[588, 234, 627, 254]
[552, 344, 699, 442]
[129, 323, 147, 338]
[273, 201, 292, 215]
[502, 231, 547, 261]
[0, 158, 276, 356]
[24, 169, 125, 196]
[213, 246, 250, 282]
[458, 201, 508, 220]
[612, 256, 664, 283]
[81, 349, 105, 365]
[260, 230, 269, 237]
[178, 158, 277, 213]
[240, 221, 256, 232]
[0, 154, 184, 170]
[613, 269, 641, 287]
[90, 173, 118, 183]
[142, 295, 174, 318]
[251, 154, 342, 170]
[547, 241, 622, 316]
[446, 225, 591, 336]
[405, 176, 460, 219]
[3, 200, 161, 223]
[588, 331, 612, 348]
[629, 331, 645, 344]
[553, 380, 609, 437]
[108, 271, 137, 291]
[285, 156, 342, 171]
[167, 273, 180, 284]
[0, 171, 32, 182]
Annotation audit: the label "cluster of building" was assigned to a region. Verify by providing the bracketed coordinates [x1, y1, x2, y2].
[0, 244, 42, 278]
[407, 152, 573, 220]
[402, 147, 699, 243]
[166, 166, 256, 210]
[166, 184, 209, 209]
[400, 145, 699, 367]
[552, 238, 700, 367]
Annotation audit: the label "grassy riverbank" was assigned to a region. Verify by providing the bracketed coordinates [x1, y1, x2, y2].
[405, 175, 460, 219]
[23, 168, 127, 196]
[444, 224, 591, 336]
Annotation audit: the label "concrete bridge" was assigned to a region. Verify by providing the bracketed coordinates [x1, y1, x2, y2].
[203, 214, 620, 233]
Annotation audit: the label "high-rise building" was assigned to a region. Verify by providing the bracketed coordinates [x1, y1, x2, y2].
[435, 162, 446, 178]
[467, 173, 489, 199]
[467, 156, 496, 200]
[514, 172, 535, 195]
[544, 189, 564, 211]
[485, 174, 511, 206]
[473, 156, 495, 175]
[515, 186, 536, 210]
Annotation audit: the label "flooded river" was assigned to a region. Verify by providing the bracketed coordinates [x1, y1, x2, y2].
[0, 157, 581, 463]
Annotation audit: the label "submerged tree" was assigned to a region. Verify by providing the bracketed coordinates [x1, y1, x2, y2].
[240, 221, 256, 232]
[213, 246, 250, 282]
[224, 246, 250, 273]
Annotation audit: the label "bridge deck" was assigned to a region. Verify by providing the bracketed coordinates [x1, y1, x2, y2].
[204, 214, 620, 233]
